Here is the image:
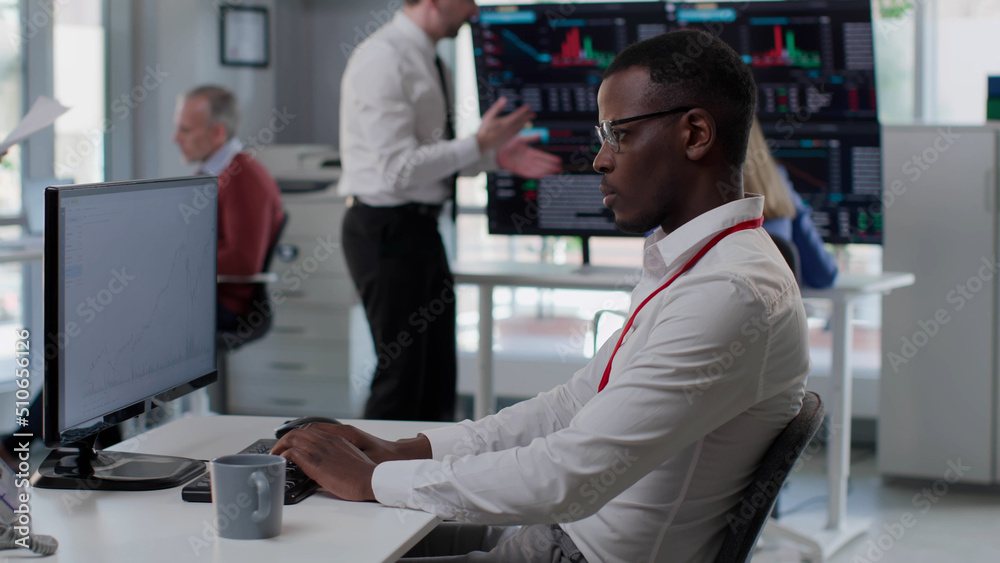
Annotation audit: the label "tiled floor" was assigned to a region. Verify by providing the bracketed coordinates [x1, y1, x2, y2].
[753, 446, 1000, 562]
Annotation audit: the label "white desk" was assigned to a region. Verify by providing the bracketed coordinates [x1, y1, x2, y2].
[454, 262, 915, 561]
[27, 416, 448, 563]
[453, 262, 639, 419]
[767, 272, 915, 561]
[0, 235, 43, 264]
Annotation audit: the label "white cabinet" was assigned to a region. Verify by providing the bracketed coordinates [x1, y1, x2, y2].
[879, 125, 999, 483]
[226, 185, 367, 418]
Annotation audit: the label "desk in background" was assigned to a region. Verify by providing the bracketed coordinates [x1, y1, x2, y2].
[28, 416, 448, 563]
[454, 262, 914, 561]
[0, 235, 43, 263]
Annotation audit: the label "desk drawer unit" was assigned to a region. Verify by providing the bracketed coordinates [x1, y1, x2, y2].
[228, 374, 352, 417]
[226, 189, 362, 418]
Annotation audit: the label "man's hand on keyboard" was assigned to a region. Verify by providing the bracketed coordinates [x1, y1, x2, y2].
[272, 425, 378, 502]
[277, 423, 431, 464]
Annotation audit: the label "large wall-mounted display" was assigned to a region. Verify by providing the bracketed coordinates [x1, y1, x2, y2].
[471, 0, 881, 244]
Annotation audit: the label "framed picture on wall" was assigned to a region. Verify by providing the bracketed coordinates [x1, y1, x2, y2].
[219, 5, 270, 67]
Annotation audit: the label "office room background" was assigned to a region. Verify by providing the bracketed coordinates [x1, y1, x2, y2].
[0, 0, 996, 423]
[1, 0, 1000, 559]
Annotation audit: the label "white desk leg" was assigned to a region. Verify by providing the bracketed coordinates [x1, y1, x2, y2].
[474, 283, 495, 419]
[827, 296, 854, 530]
[762, 296, 869, 562]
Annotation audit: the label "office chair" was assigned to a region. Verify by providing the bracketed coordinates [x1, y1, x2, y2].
[714, 391, 825, 563]
[211, 212, 289, 413]
[769, 233, 801, 285]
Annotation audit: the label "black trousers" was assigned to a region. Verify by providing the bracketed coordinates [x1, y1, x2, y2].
[341, 203, 457, 421]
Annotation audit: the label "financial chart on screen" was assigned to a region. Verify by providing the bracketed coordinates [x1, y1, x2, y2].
[669, 0, 881, 244]
[471, 0, 881, 244]
[760, 122, 882, 244]
[59, 185, 217, 428]
[473, 2, 667, 119]
[670, 1, 877, 123]
[472, 3, 667, 237]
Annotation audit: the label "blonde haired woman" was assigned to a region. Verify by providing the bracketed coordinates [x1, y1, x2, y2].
[744, 117, 838, 288]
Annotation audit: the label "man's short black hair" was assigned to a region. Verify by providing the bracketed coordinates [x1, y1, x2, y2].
[604, 30, 757, 168]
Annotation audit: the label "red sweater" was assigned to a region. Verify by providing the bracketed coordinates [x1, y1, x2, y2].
[217, 152, 285, 316]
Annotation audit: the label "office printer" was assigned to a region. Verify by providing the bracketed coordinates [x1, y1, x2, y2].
[254, 144, 341, 192]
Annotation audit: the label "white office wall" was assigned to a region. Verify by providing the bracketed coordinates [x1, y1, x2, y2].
[130, 0, 278, 180]
[273, 0, 409, 148]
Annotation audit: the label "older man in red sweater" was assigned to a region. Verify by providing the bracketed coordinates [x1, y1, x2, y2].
[173, 85, 285, 331]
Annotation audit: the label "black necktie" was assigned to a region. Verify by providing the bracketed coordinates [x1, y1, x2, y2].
[434, 56, 459, 222]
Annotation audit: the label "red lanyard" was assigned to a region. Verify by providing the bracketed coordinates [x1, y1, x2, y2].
[598, 216, 764, 392]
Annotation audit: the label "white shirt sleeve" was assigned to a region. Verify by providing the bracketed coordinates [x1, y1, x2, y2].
[371, 272, 788, 525]
[345, 43, 485, 192]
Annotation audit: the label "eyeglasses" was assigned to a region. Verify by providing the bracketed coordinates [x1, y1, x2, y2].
[595, 106, 694, 153]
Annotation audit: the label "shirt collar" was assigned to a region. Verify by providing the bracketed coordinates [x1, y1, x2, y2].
[393, 11, 437, 64]
[199, 138, 244, 176]
[643, 194, 766, 276]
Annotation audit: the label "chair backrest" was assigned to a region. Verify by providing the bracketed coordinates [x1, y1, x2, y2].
[260, 212, 289, 275]
[714, 391, 825, 563]
[218, 210, 289, 352]
[769, 233, 801, 284]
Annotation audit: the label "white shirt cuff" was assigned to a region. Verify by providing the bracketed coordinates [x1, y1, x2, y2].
[372, 459, 422, 508]
[421, 424, 478, 460]
[454, 136, 482, 170]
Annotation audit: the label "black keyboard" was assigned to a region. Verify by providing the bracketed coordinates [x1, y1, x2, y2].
[181, 438, 320, 505]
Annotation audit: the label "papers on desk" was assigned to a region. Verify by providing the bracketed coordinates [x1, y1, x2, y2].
[0, 96, 70, 154]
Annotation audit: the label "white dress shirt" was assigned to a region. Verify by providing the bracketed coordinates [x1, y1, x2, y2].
[198, 138, 244, 176]
[372, 194, 811, 563]
[338, 11, 496, 206]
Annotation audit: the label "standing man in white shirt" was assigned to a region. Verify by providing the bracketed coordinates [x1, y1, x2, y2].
[282, 29, 810, 562]
[339, 0, 561, 422]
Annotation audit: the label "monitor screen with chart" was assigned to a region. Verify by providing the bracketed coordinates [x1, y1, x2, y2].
[471, 0, 882, 244]
[36, 176, 218, 490]
[472, 2, 667, 237]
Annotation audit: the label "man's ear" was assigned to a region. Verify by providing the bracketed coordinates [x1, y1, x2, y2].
[682, 109, 715, 162]
[211, 122, 229, 146]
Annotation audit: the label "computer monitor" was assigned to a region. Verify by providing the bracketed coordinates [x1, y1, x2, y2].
[472, 2, 668, 243]
[759, 121, 882, 244]
[669, 0, 878, 123]
[472, 0, 882, 246]
[34, 176, 218, 491]
[670, 0, 882, 244]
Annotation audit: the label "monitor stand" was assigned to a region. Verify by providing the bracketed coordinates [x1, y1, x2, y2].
[580, 235, 591, 267]
[32, 435, 205, 491]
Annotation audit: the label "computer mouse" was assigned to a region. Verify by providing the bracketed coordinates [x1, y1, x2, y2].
[274, 416, 342, 438]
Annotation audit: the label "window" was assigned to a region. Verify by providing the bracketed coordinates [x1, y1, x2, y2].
[0, 0, 23, 206]
[933, 0, 1000, 124]
[0, 1, 25, 392]
[53, 0, 105, 183]
[872, 0, 916, 123]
